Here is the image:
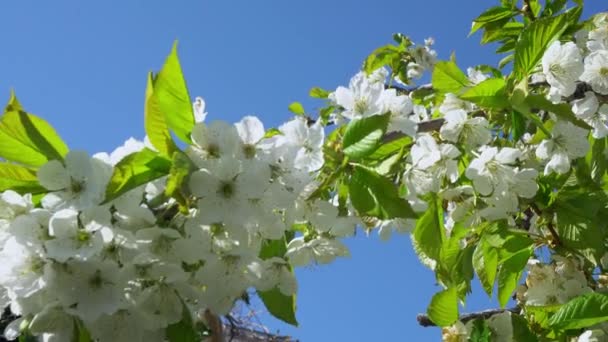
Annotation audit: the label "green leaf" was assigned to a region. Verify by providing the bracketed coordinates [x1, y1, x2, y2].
[104, 148, 172, 203]
[511, 313, 537, 342]
[549, 292, 608, 330]
[497, 247, 532, 308]
[165, 151, 194, 212]
[145, 72, 177, 156]
[590, 137, 606, 184]
[460, 78, 509, 109]
[258, 287, 298, 326]
[363, 45, 401, 75]
[473, 237, 499, 297]
[166, 299, 200, 342]
[412, 195, 445, 267]
[481, 21, 524, 44]
[427, 287, 459, 327]
[551, 189, 607, 264]
[367, 135, 412, 160]
[469, 319, 492, 342]
[0, 100, 69, 166]
[288, 102, 305, 115]
[309, 87, 330, 99]
[74, 319, 93, 342]
[432, 61, 470, 94]
[154, 41, 194, 144]
[470, 6, 517, 35]
[0, 162, 46, 194]
[511, 110, 526, 141]
[524, 94, 591, 130]
[498, 54, 515, 69]
[349, 165, 417, 219]
[342, 114, 390, 159]
[257, 233, 298, 326]
[513, 11, 571, 79]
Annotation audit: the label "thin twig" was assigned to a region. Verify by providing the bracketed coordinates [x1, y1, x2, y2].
[416, 307, 520, 327]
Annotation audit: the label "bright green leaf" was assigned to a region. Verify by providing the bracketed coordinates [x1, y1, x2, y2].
[363, 45, 401, 75]
[154, 41, 195, 144]
[288, 102, 305, 115]
[0, 162, 46, 194]
[309, 87, 330, 99]
[349, 165, 417, 219]
[549, 292, 608, 330]
[513, 11, 571, 79]
[427, 287, 459, 327]
[342, 114, 390, 159]
[460, 78, 509, 109]
[104, 148, 172, 203]
[412, 195, 445, 267]
[469, 319, 492, 342]
[0, 101, 69, 166]
[525, 94, 591, 130]
[473, 237, 499, 297]
[367, 135, 412, 160]
[497, 247, 532, 308]
[164, 151, 194, 212]
[432, 61, 470, 94]
[470, 6, 517, 35]
[551, 189, 607, 264]
[145, 72, 177, 156]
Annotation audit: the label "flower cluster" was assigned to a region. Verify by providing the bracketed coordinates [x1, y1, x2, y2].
[0, 112, 362, 341]
[0, 7, 607, 342]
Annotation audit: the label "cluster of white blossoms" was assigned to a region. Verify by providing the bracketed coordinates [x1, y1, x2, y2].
[539, 14, 608, 173]
[0, 12, 606, 341]
[0, 107, 366, 341]
[516, 257, 591, 307]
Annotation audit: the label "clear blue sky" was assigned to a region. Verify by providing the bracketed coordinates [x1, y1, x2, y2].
[0, 1, 604, 341]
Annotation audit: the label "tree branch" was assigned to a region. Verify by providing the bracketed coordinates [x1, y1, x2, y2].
[416, 307, 521, 327]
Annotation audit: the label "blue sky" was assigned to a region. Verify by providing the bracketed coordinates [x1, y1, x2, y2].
[0, 1, 604, 341]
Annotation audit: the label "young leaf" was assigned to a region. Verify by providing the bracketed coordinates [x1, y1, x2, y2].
[0, 105, 69, 166]
[432, 61, 470, 94]
[470, 6, 517, 35]
[258, 288, 298, 326]
[427, 287, 459, 327]
[590, 137, 606, 184]
[459, 78, 509, 109]
[104, 148, 172, 203]
[497, 247, 532, 308]
[412, 195, 445, 266]
[349, 165, 417, 219]
[145, 72, 178, 156]
[468, 319, 492, 342]
[154, 41, 195, 144]
[513, 11, 571, 79]
[473, 237, 499, 297]
[551, 189, 607, 264]
[549, 292, 608, 330]
[0, 162, 47, 194]
[164, 150, 194, 211]
[309, 87, 330, 99]
[510, 110, 526, 141]
[342, 114, 390, 159]
[288, 102, 305, 115]
[525, 94, 591, 130]
[363, 45, 401, 75]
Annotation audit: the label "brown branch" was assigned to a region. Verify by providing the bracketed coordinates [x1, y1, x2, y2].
[203, 309, 224, 342]
[416, 307, 521, 327]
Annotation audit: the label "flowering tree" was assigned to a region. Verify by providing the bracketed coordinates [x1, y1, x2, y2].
[0, 0, 607, 341]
